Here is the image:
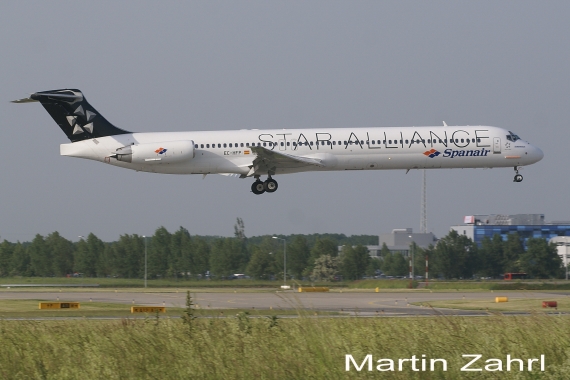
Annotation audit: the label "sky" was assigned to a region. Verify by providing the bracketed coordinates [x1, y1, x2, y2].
[1, 1, 569, 242]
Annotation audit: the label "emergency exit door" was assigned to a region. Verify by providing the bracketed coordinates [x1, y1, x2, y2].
[493, 137, 501, 154]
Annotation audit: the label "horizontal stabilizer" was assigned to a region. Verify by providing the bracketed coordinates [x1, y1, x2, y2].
[11, 97, 38, 103]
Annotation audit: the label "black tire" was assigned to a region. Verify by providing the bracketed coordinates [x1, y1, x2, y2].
[514, 174, 523, 182]
[251, 181, 265, 194]
[264, 179, 278, 193]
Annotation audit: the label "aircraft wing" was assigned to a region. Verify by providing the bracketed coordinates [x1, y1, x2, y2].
[245, 146, 325, 177]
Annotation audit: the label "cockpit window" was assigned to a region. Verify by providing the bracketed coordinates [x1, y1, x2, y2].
[506, 131, 520, 142]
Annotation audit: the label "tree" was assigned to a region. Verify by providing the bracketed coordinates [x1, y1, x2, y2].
[431, 230, 478, 279]
[209, 238, 249, 277]
[75, 233, 104, 277]
[171, 227, 193, 279]
[520, 238, 562, 278]
[10, 243, 31, 276]
[287, 236, 310, 279]
[503, 233, 524, 273]
[340, 245, 370, 280]
[112, 234, 144, 278]
[149, 227, 171, 278]
[28, 234, 51, 276]
[234, 218, 246, 240]
[478, 235, 504, 278]
[366, 258, 382, 276]
[191, 237, 210, 277]
[46, 232, 74, 276]
[0, 240, 14, 277]
[311, 254, 340, 281]
[246, 245, 274, 279]
[387, 253, 409, 276]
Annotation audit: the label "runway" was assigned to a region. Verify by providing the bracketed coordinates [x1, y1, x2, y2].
[0, 289, 563, 316]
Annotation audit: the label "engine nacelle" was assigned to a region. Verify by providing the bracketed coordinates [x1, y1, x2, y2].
[114, 140, 195, 164]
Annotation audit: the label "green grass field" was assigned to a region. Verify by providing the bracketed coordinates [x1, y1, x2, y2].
[0, 314, 568, 379]
[414, 296, 570, 312]
[0, 299, 329, 318]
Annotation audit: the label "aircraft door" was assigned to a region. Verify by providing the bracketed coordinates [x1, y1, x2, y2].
[493, 137, 501, 154]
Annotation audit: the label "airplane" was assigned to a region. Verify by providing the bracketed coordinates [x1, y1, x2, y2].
[12, 89, 543, 194]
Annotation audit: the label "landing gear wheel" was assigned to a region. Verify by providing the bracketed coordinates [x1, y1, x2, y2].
[513, 166, 523, 182]
[264, 178, 278, 193]
[251, 181, 265, 195]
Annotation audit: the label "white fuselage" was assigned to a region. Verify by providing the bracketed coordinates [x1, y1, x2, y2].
[60, 125, 543, 176]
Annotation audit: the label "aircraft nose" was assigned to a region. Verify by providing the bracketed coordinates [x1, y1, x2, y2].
[530, 145, 544, 163]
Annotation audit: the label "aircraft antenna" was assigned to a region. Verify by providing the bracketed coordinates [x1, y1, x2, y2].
[420, 169, 427, 233]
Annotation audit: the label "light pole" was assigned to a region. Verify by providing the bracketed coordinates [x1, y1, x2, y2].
[143, 235, 147, 288]
[555, 242, 570, 281]
[272, 237, 287, 288]
[408, 235, 414, 280]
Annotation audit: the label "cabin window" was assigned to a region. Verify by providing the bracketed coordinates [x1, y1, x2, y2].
[240, 143, 244, 147]
[460, 139, 464, 143]
[333, 141, 337, 145]
[287, 142, 290, 146]
[477, 138, 481, 143]
[223, 143, 226, 148]
[195, 144, 198, 148]
[310, 141, 314, 146]
[200, 144, 204, 148]
[206, 144, 210, 148]
[405, 140, 409, 144]
[229, 143, 232, 148]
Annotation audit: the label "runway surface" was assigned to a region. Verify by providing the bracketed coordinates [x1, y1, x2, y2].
[0, 289, 564, 316]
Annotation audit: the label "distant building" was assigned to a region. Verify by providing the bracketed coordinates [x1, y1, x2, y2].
[451, 214, 570, 248]
[364, 228, 437, 258]
[550, 236, 570, 268]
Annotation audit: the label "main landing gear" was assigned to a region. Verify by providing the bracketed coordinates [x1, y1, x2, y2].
[513, 166, 523, 183]
[251, 176, 278, 195]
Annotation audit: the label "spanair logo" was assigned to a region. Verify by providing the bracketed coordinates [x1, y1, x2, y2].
[155, 147, 167, 154]
[423, 149, 440, 158]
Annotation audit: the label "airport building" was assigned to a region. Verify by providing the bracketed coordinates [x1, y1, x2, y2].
[550, 236, 570, 269]
[450, 214, 570, 249]
[365, 228, 437, 258]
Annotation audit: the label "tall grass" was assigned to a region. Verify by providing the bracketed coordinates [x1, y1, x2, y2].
[0, 314, 569, 379]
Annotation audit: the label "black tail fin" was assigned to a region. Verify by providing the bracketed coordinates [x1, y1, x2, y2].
[12, 89, 130, 142]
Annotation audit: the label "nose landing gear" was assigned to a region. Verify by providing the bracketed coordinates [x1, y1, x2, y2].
[251, 176, 279, 195]
[513, 166, 523, 182]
